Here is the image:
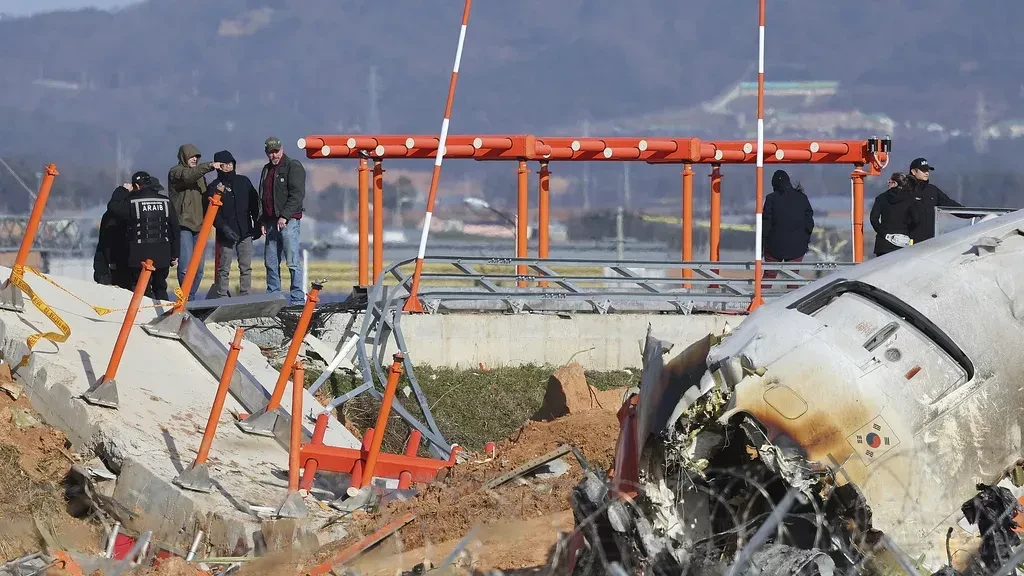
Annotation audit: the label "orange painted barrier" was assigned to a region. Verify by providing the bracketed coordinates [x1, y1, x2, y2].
[276, 360, 308, 518]
[360, 354, 403, 488]
[174, 191, 221, 313]
[173, 327, 245, 493]
[83, 259, 155, 409]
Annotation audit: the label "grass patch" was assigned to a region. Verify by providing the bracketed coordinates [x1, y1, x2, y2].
[298, 362, 641, 453]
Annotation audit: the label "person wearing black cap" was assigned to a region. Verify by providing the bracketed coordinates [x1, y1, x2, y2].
[258, 136, 306, 305]
[906, 157, 963, 244]
[761, 169, 814, 286]
[105, 171, 181, 301]
[207, 150, 261, 297]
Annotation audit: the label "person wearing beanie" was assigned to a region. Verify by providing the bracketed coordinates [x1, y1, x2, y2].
[207, 150, 261, 297]
[762, 169, 814, 286]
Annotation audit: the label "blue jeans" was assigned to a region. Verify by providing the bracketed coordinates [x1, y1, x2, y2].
[265, 218, 303, 305]
[176, 229, 206, 300]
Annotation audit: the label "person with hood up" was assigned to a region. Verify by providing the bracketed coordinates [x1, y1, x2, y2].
[105, 172, 181, 301]
[761, 170, 815, 283]
[905, 157, 964, 244]
[167, 144, 224, 300]
[93, 182, 131, 288]
[207, 150, 261, 298]
[870, 172, 919, 257]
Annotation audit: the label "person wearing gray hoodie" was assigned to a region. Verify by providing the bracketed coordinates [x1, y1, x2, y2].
[168, 144, 223, 299]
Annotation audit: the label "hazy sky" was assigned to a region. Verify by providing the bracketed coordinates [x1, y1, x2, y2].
[0, 0, 135, 16]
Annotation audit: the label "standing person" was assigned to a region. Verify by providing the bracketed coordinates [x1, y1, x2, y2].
[905, 157, 963, 244]
[93, 183, 131, 288]
[870, 172, 918, 257]
[761, 169, 814, 283]
[208, 150, 261, 297]
[168, 144, 223, 299]
[105, 172, 181, 301]
[259, 137, 306, 305]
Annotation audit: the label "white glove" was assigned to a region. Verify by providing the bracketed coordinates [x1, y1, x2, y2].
[885, 233, 912, 247]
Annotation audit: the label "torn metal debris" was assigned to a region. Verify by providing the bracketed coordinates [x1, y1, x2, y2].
[569, 216, 1024, 575]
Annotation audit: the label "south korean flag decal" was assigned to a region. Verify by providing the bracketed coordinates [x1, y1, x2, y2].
[847, 415, 900, 465]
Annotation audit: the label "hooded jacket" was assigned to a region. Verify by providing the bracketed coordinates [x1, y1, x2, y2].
[168, 143, 215, 232]
[870, 185, 920, 256]
[762, 170, 815, 261]
[905, 175, 961, 243]
[93, 185, 131, 284]
[208, 150, 261, 246]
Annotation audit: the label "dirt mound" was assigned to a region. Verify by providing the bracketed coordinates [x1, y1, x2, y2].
[128, 556, 206, 575]
[533, 363, 626, 421]
[0, 372, 100, 558]
[347, 409, 620, 552]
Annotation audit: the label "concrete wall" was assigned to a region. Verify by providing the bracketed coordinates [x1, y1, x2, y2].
[378, 313, 740, 370]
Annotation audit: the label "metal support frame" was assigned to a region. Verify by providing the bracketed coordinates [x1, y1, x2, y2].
[172, 462, 215, 494]
[141, 309, 187, 340]
[0, 279, 24, 312]
[81, 376, 119, 408]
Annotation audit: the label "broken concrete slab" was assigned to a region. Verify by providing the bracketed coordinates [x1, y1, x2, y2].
[0, 265, 347, 553]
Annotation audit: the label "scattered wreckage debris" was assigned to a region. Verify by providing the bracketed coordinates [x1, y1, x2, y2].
[565, 323, 1024, 576]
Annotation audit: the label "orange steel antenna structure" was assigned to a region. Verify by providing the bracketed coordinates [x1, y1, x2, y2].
[404, 0, 473, 313]
[749, 0, 767, 312]
[300, 134, 888, 304]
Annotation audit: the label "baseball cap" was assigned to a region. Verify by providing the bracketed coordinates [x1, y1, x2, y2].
[131, 171, 164, 191]
[264, 137, 282, 152]
[909, 157, 935, 172]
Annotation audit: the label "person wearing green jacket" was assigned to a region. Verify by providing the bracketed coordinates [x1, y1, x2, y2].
[167, 143, 223, 300]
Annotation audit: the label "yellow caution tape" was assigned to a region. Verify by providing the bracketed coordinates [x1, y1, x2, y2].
[7, 266, 72, 367]
[22, 266, 184, 316]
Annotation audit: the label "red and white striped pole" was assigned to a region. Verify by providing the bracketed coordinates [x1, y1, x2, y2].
[748, 0, 767, 312]
[404, 0, 473, 313]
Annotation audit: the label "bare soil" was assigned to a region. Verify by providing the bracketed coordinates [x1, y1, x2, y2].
[333, 409, 619, 572]
[0, 381, 101, 560]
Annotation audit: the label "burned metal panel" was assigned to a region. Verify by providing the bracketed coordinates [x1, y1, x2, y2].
[635, 326, 711, 453]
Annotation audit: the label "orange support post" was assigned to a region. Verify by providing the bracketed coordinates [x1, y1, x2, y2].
[11, 163, 58, 275]
[357, 158, 370, 286]
[83, 258, 155, 409]
[237, 281, 322, 437]
[681, 164, 694, 284]
[173, 327, 245, 492]
[276, 360, 308, 518]
[538, 161, 551, 288]
[299, 412, 330, 491]
[709, 165, 722, 262]
[174, 192, 221, 314]
[360, 353, 404, 489]
[288, 361, 304, 492]
[516, 160, 529, 288]
[372, 159, 385, 283]
[348, 428, 374, 492]
[851, 165, 866, 263]
[397, 430, 422, 489]
[301, 512, 415, 575]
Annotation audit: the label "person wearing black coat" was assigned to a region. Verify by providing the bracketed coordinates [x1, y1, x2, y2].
[93, 184, 131, 287]
[207, 150, 261, 297]
[870, 172, 918, 257]
[905, 157, 964, 244]
[762, 170, 814, 281]
[105, 171, 181, 301]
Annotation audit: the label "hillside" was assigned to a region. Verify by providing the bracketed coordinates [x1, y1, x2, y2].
[0, 0, 1023, 212]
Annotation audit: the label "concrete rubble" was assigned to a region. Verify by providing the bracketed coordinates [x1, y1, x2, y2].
[0, 265, 360, 554]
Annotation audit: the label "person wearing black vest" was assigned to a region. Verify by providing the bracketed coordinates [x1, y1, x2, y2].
[106, 171, 181, 301]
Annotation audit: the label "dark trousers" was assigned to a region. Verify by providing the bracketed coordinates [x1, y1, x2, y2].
[127, 266, 171, 302]
[763, 253, 803, 289]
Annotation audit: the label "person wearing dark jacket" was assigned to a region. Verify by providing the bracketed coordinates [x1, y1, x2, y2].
[258, 137, 306, 305]
[870, 172, 918, 257]
[762, 170, 814, 282]
[167, 144, 224, 300]
[93, 183, 131, 288]
[106, 171, 181, 301]
[208, 150, 261, 297]
[905, 157, 963, 244]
